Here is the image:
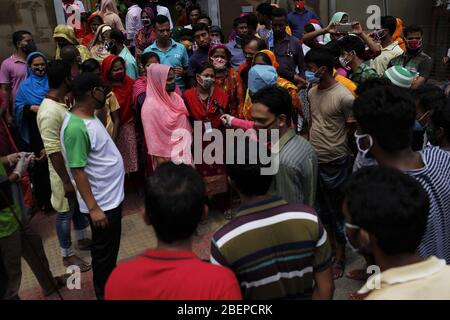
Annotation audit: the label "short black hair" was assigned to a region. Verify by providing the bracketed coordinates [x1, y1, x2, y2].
[242, 36, 267, 51]
[195, 62, 214, 75]
[345, 166, 429, 255]
[72, 72, 103, 101]
[188, 4, 201, 16]
[154, 14, 170, 26]
[198, 14, 212, 26]
[192, 23, 210, 35]
[60, 45, 80, 64]
[271, 8, 287, 19]
[254, 51, 272, 66]
[81, 58, 101, 73]
[355, 77, 392, 96]
[146, 162, 205, 244]
[381, 16, 397, 36]
[414, 84, 447, 113]
[12, 30, 32, 49]
[233, 17, 248, 29]
[226, 138, 273, 197]
[109, 29, 126, 44]
[141, 52, 160, 66]
[354, 86, 416, 152]
[404, 25, 423, 37]
[304, 46, 335, 74]
[256, 3, 273, 18]
[252, 85, 292, 125]
[47, 60, 72, 89]
[338, 35, 366, 59]
[245, 13, 259, 30]
[432, 99, 450, 142]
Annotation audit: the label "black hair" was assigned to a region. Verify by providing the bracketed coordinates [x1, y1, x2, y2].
[141, 52, 160, 66]
[109, 29, 126, 44]
[404, 25, 423, 37]
[188, 4, 201, 16]
[432, 99, 450, 142]
[271, 8, 287, 19]
[72, 72, 103, 101]
[176, 1, 185, 9]
[414, 84, 447, 113]
[353, 86, 416, 152]
[195, 62, 215, 75]
[252, 85, 292, 125]
[338, 35, 366, 59]
[192, 23, 210, 35]
[304, 46, 335, 74]
[256, 3, 273, 18]
[242, 36, 267, 51]
[12, 30, 32, 49]
[154, 14, 170, 26]
[226, 138, 273, 197]
[47, 60, 72, 89]
[180, 27, 194, 39]
[146, 162, 205, 244]
[245, 13, 259, 31]
[233, 17, 248, 29]
[253, 52, 272, 66]
[198, 14, 212, 26]
[60, 45, 80, 64]
[381, 16, 397, 37]
[355, 77, 392, 96]
[304, 23, 316, 34]
[345, 166, 429, 255]
[81, 58, 101, 73]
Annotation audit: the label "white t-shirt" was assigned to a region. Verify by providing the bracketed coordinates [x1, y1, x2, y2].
[61, 112, 125, 213]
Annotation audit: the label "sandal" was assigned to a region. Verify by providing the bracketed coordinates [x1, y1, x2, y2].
[63, 255, 92, 273]
[346, 268, 370, 281]
[332, 259, 346, 280]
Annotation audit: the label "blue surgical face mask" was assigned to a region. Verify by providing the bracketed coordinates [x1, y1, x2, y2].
[305, 70, 320, 84]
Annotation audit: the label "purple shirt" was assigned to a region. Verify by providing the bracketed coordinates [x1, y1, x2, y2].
[0, 54, 27, 111]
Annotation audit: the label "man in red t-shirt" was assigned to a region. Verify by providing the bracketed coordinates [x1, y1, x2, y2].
[105, 163, 242, 300]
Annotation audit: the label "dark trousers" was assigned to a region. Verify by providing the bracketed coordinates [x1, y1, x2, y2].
[88, 205, 122, 300]
[29, 160, 52, 209]
[0, 220, 57, 300]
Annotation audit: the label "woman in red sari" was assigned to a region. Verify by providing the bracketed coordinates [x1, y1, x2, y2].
[101, 55, 138, 175]
[183, 63, 230, 209]
[208, 44, 244, 118]
[81, 13, 104, 47]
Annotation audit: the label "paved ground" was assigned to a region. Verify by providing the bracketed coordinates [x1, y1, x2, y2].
[18, 191, 365, 300]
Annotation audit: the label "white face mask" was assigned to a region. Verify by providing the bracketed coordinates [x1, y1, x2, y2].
[355, 133, 373, 158]
[339, 56, 349, 68]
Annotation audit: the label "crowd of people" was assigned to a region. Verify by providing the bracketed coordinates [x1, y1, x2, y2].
[1, 0, 450, 301]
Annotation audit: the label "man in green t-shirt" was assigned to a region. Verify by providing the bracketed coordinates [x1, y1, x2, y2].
[0, 153, 67, 299]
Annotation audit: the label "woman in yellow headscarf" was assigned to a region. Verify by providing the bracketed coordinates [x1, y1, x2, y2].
[53, 24, 92, 62]
[89, 24, 113, 63]
[240, 49, 302, 121]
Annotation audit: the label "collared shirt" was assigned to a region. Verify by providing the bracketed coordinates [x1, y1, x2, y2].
[226, 41, 245, 69]
[0, 54, 27, 111]
[270, 129, 318, 207]
[144, 39, 189, 90]
[125, 4, 143, 47]
[119, 47, 139, 80]
[389, 50, 433, 79]
[360, 257, 450, 300]
[369, 41, 404, 75]
[272, 34, 305, 82]
[211, 196, 333, 300]
[287, 10, 321, 39]
[350, 63, 378, 86]
[37, 98, 71, 213]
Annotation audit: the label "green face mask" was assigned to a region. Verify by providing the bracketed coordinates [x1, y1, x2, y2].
[166, 82, 176, 93]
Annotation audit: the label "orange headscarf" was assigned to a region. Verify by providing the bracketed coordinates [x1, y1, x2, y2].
[393, 18, 406, 51]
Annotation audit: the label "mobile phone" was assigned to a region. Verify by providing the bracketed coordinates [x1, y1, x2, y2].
[336, 23, 353, 34]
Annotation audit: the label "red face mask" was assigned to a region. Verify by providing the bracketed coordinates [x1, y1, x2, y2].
[112, 71, 125, 81]
[295, 1, 305, 10]
[406, 38, 422, 50]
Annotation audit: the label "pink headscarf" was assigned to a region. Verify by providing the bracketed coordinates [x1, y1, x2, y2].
[141, 64, 193, 164]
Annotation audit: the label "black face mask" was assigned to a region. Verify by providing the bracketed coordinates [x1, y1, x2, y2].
[22, 42, 37, 56]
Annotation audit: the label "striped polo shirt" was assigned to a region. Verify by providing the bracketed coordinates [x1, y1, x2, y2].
[406, 147, 450, 264]
[211, 196, 333, 300]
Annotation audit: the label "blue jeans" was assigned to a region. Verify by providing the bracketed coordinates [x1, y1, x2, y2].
[55, 198, 89, 257]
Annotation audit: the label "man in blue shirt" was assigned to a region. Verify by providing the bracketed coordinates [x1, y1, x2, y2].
[287, 0, 321, 39]
[144, 15, 189, 90]
[226, 17, 249, 68]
